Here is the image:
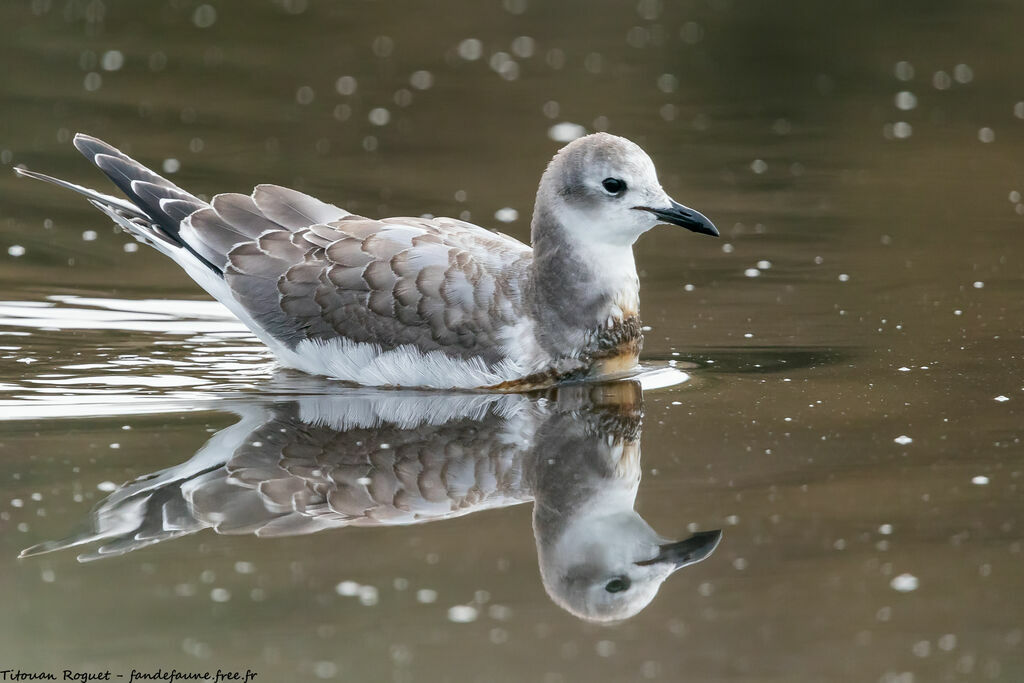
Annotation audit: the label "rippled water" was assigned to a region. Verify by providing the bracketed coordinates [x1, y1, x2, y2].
[2, 1, 1024, 681]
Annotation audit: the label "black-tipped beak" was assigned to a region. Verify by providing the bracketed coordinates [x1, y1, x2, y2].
[636, 199, 719, 237]
[635, 529, 723, 571]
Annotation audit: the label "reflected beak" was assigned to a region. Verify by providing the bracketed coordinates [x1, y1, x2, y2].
[635, 529, 723, 571]
[635, 199, 719, 237]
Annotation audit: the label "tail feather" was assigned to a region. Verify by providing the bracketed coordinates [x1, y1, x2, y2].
[12, 167, 144, 219]
[74, 134, 207, 243]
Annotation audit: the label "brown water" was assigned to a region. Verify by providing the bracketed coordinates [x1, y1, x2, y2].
[2, 1, 1023, 681]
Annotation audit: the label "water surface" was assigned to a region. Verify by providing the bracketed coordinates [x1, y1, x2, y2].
[1, 1, 1023, 681]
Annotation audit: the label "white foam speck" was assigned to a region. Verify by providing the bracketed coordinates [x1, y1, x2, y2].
[971, 475, 989, 486]
[494, 207, 519, 223]
[893, 435, 913, 445]
[447, 605, 478, 623]
[890, 573, 918, 592]
[548, 122, 586, 142]
[994, 395, 1009, 402]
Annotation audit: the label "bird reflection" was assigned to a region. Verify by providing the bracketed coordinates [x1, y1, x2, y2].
[21, 380, 721, 622]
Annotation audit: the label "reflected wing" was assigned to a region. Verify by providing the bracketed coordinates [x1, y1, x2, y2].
[20, 394, 537, 561]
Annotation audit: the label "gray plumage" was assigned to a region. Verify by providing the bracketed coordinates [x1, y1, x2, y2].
[14, 133, 717, 389]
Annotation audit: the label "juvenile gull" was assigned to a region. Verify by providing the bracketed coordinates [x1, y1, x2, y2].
[15, 133, 717, 390]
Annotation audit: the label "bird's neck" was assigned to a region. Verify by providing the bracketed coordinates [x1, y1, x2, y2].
[528, 208, 642, 365]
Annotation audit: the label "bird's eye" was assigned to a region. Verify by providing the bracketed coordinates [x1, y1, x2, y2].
[605, 577, 630, 593]
[601, 178, 627, 195]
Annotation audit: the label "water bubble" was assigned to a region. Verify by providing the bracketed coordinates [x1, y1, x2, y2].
[890, 573, 918, 592]
[457, 39, 483, 61]
[313, 661, 337, 679]
[879, 524, 893, 535]
[335, 581, 360, 596]
[416, 589, 437, 603]
[358, 585, 379, 606]
[280, 0, 308, 14]
[953, 64, 973, 83]
[192, 4, 217, 28]
[494, 208, 518, 223]
[372, 36, 394, 58]
[750, 159, 767, 174]
[545, 48, 565, 69]
[743, 268, 760, 278]
[83, 72, 102, 92]
[511, 36, 535, 58]
[584, 52, 603, 74]
[542, 100, 559, 119]
[101, 50, 124, 71]
[502, 0, 527, 14]
[680, 22, 703, 44]
[335, 76, 357, 95]
[893, 435, 913, 445]
[972, 475, 990, 485]
[892, 121, 912, 139]
[447, 605, 478, 623]
[626, 26, 649, 48]
[933, 71, 952, 90]
[894, 61, 914, 81]
[123, 243, 138, 253]
[838, 273, 850, 282]
[1015, 102, 1024, 119]
[994, 395, 1009, 402]
[409, 70, 433, 90]
[894, 91, 917, 110]
[162, 158, 180, 174]
[657, 73, 678, 93]
[393, 89, 412, 107]
[8, 245, 25, 257]
[637, 0, 661, 19]
[82, 230, 98, 241]
[368, 108, 391, 126]
[978, 127, 995, 143]
[756, 260, 771, 269]
[1010, 191, 1020, 203]
[548, 122, 586, 142]
[972, 280, 984, 288]
[210, 587, 230, 602]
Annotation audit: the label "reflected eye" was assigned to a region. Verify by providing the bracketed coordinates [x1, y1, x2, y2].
[605, 577, 630, 593]
[601, 178, 627, 195]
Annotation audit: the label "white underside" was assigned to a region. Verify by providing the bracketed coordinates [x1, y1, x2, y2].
[284, 337, 527, 389]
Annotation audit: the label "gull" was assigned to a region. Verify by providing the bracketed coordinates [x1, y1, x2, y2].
[15, 133, 718, 390]
[19, 381, 721, 622]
